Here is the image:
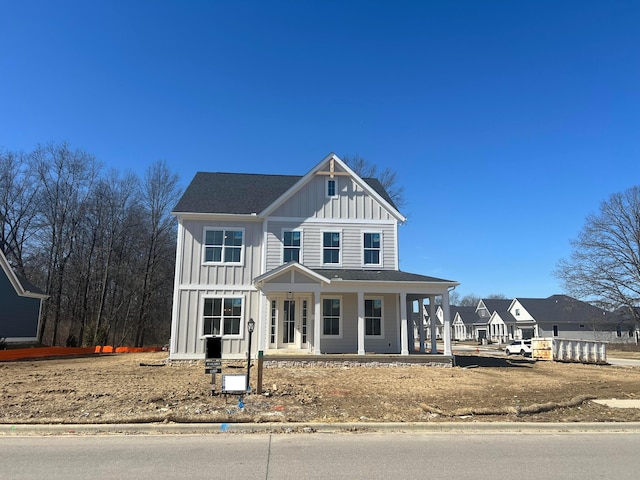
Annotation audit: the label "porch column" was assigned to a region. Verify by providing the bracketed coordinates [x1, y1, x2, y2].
[357, 291, 365, 355]
[400, 292, 409, 355]
[418, 298, 426, 353]
[429, 295, 437, 353]
[313, 290, 322, 354]
[407, 297, 415, 352]
[442, 290, 452, 355]
[257, 291, 267, 352]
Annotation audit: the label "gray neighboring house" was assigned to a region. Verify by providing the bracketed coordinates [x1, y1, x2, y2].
[0, 249, 48, 344]
[475, 295, 640, 344]
[609, 307, 640, 343]
[169, 153, 459, 360]
[509, 295, 631, 343]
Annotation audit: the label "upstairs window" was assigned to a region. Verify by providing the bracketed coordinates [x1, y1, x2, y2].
[203, 297, 242, 336]
[363, 232, 381, 265]
[204, 229, 243, 264]
[323, 232, 341, 264]
[326, 178, 337, 198]
[283, 230, 301, 263]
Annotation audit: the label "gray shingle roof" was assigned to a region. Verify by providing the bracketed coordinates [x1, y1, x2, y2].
[312, 269, 454, 283]
[14, 272, 45, 296]
[173, 172, 398, 214]
[450, 306, 479, 317]
[480, 299, 511, 313]
[517, 295, 607, 323]
[494, 310, 517, 323]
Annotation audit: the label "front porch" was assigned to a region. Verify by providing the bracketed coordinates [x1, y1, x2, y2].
[253, 262, 459, 358]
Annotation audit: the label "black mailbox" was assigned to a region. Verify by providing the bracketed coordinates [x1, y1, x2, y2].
[205, 336, 222, 359]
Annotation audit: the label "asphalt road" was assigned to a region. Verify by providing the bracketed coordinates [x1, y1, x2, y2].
[2, 432, 640, 480]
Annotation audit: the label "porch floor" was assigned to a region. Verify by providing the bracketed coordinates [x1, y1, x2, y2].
[261, 352, 454, 367]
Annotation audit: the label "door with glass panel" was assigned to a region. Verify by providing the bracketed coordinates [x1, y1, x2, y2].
[280, 297, 310, 349]
[283, 300, 296, 345]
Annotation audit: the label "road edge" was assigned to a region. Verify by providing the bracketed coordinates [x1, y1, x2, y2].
[3, 421, 640, 435]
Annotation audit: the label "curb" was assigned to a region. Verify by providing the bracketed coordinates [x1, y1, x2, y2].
[4, 421, 640, 435]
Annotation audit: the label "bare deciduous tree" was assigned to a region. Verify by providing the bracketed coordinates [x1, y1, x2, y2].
[556, 185, 640, 324]
[342, 154, 406, 209]
[450, 292, 507, 307]
[0, 149, 39, 275]
[31, 142, 100, 345]
[134, 160, 181, 347]
[2, 143, 181, 347]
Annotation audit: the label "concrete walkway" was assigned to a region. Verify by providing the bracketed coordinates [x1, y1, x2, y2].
[592, 399, 640, 409]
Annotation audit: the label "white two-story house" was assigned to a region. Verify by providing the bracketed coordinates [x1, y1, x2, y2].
[169, 153, 458, 360]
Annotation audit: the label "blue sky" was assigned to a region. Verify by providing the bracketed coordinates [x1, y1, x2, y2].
[2, 1, 639, 300]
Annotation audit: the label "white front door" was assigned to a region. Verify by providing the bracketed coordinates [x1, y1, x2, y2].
[277, 296, 310, 350]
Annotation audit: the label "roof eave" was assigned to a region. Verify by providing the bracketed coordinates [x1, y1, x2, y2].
[1, 250, 48, 299]
[171, 211, 263, 221]
[254, 262, 332, 287]
[329, 278, 460, 289]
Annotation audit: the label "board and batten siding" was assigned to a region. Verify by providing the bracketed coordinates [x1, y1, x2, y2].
[178, 219, 263, 286]
[271, 175, 395, 221]
[265, 220, 397, 271]
[172, 288, 261, 359]
[319, 293, 400, 354]
[172, 218, 264, 359]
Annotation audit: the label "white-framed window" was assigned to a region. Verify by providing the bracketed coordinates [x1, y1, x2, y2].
[365, 298, 383, 337]
[203, 296, 243, 337]
[203, 228, 244, 264]
[326, 178, 337, 198]
[322, 231, 341, 265]
[322, 297, 341, 337]
[282, 230, 302, 263]
[552, 325, 558, 337]
[363, 232, 381, 266]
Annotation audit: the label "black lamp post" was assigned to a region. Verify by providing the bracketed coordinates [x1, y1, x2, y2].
[246, 318, 255, 391]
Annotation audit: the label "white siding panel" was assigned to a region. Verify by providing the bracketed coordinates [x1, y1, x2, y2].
[263, 221, 397, 270]
[303, 227, 322, 267]
[271, 176, 395, 221]
[173, 288, 261, 359]
[319, 293, 400, 354]
[265, 220, 305, 271]
[180, 219, 263, 286]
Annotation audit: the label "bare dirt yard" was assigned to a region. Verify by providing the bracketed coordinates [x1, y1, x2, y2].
[2, 351, 640, 426]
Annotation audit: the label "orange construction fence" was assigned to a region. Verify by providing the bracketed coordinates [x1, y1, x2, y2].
[0, 346, 164, 362]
